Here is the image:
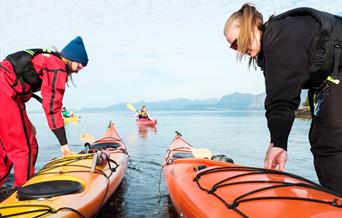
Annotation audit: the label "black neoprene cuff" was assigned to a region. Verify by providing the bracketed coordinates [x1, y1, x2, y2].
[52, 127, 68, 145]
[267, 117, 294, 151]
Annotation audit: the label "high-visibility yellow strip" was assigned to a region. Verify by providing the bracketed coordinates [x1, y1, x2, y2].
[24, 49, 34, 55]
[327, 76, 340, 84]
[43, 48, 51, 53]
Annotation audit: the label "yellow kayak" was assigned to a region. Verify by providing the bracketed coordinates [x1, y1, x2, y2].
[63, 116, 80, 123]
[0, 121, 128, 217]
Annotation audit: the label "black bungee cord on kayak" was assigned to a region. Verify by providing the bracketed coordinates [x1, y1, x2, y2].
[39, 150, 120, 217]
[0, 150, 121, 217]
[193, 166, 342, 218]
[98, 125, 133, 167]
[166, 133, 341, 218]
[0, 204, 85, 218]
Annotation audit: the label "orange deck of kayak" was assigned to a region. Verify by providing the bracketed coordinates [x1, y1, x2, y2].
[163, 135, 342, 218]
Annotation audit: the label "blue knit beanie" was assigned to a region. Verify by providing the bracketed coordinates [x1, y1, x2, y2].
[61, 36, 89, 66]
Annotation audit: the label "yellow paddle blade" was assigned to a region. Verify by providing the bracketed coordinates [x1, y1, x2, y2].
[80, 133, 96, 144]
[190, 147, 212, 159]
[126, 103, 137, 112]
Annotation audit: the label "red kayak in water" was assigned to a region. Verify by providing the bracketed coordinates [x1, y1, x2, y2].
[136, 118, 157, 127]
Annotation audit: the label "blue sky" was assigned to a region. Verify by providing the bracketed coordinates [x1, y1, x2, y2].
[1, 0, 341, 109]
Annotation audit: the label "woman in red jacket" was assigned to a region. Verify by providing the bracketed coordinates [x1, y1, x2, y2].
[0, 36, 88, 188]
[224, 4, 342, 194]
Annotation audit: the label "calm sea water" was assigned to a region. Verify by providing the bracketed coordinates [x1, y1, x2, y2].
[4, 110, 315, 217]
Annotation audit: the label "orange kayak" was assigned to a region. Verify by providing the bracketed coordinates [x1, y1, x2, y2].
[0, 121, 128, 217]
[136, 118, 157, 127]
[163, 132, 342, 218]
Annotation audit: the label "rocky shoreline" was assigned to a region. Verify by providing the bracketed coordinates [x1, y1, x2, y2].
[295, 107, 312, 119]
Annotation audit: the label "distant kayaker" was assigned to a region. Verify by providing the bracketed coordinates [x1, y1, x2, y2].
[62, 107, 70, 118]
[136, 105, 152, 120]
[62, 107, 75, 118]
[0, 36, 88, 188]
[224, 4, 342, 193]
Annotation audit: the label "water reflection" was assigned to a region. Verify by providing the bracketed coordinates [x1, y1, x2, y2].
[2, 111, 314, 217]
[138, 126, 157, 138]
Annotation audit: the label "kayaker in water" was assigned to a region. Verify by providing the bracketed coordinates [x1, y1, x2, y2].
[62, 107, 75, 118]
[0, 36, 88, 189]
[62, 107, 71, 118]
[136, 105, 152, 120]
[224, 4, 342, 194]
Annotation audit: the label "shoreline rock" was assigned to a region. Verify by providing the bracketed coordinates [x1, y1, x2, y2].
[295, 107, 312, 119]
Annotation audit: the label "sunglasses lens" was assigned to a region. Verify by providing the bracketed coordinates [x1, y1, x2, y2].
[230, 39, 238, 50]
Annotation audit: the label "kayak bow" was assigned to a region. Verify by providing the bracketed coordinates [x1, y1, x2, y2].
[0, 121, 128, 218]
[163, 133, 342, 218]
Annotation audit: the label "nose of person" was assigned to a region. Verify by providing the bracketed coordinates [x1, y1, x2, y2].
[78, 63, 84, 70]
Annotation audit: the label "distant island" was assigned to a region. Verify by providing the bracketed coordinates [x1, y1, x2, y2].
[77, 91, 310, 113]
[28, 91, 312, 116]
[78, 92, 267, 112]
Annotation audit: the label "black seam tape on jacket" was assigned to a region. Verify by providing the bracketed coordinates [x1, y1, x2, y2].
[17, 102, 32, 181]
[49, 72, 58, 128]
[45, 68, 66, 73]
[0, 64, 20, 89]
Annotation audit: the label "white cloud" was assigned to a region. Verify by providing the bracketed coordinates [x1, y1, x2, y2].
[1, 0, 341, 109]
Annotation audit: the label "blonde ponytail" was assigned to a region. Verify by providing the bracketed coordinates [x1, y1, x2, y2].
[224, 3, 263, 65]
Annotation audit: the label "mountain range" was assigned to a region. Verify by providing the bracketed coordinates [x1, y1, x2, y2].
[78, 90, 309, 112]
[79, 92, 267, 112]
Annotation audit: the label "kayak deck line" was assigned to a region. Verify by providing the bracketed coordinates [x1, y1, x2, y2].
[0, 204, 84, 217]
[0, 121, 128, 218]
[37, 149, 121, 177]
[193, 166, 342, 218]
[163, 133, 342, 218]
[0, 155, 121, 217]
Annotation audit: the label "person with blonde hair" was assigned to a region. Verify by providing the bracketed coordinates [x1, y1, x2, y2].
[136, 105, 152, 120]
[224, 4, 342, 194]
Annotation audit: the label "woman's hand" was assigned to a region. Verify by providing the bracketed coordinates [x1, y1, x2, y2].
[264, 143, 288, 171]
[61, 144, 75, 157]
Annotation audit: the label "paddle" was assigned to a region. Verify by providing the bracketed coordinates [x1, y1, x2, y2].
[79, 133, 106, 172]
[190, 147, 212, 159]
[175, 131, 212, 159]
[126, 103, 137, 112]
[127, 103, 152, 121]
[80, 133, 96, 144]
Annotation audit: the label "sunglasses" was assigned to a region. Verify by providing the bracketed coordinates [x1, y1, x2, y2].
[230, 39, 238, 50]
